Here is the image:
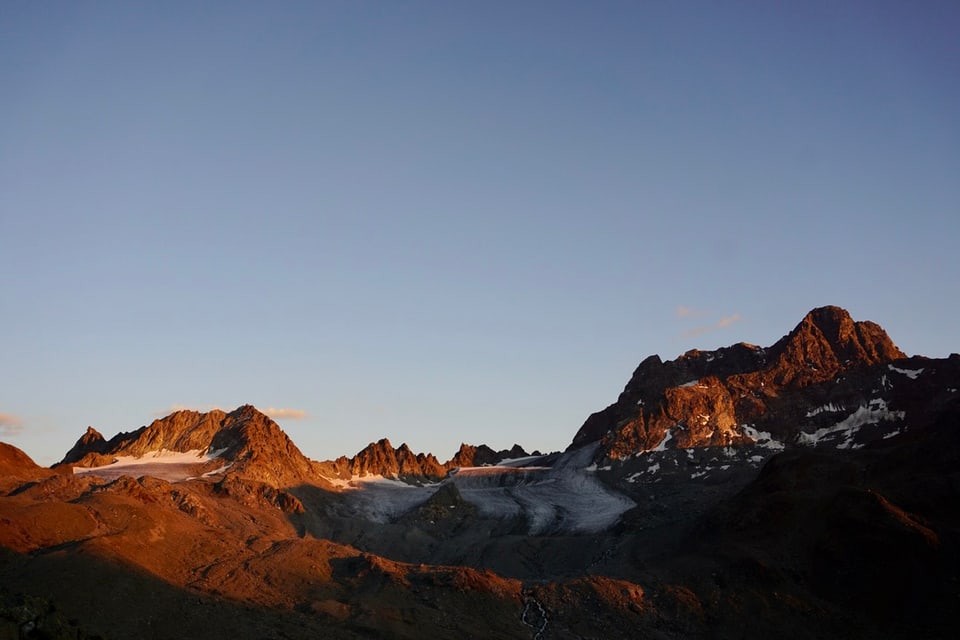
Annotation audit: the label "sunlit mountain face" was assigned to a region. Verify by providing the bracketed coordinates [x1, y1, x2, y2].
[1, 307, 958, 639]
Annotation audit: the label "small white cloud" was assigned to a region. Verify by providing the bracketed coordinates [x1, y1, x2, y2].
[680, 312, 743, 339]
[0, 412, 24, 437]
[264, 407, 308, 420]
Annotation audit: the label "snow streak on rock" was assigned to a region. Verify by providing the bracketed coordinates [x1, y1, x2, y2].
[797, 399, 905, 449]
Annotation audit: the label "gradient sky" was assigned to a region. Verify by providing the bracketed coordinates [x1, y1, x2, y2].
[2, 1, 958, 466]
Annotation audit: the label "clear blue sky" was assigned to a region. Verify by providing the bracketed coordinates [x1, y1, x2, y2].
[2, 1, 958, 466]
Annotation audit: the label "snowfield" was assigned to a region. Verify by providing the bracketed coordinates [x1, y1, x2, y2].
[72, 448, 228, 482]
[888, 364, 924, 380]
[741, 425, 785, 451]
[335, 444, 636, 534]
[450, 445, 635, 534]
[327, 475, 443, 523]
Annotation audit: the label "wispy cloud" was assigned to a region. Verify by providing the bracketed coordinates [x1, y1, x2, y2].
[682, 324, 713, 339]
[676, 305, 709, 319]
[0, 412, 24, 437]
[264, 407, 308, 420]
[679, 312, 744, 339]
[718, 313, 742, 328]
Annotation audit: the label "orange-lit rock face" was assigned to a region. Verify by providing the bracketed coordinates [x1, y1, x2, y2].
[577, 306, 914, 461]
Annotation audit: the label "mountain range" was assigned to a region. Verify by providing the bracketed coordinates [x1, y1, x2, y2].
[1, 306, 957, 639]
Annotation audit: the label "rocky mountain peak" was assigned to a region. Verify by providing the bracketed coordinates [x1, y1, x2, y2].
[346, 438, 446, 479]
[60, 426, 109, 464]
[766, 305, 905, 387]
[448, 442, 533, 468]
[60, 405, 320, 488]
[571, 306, 913, 458]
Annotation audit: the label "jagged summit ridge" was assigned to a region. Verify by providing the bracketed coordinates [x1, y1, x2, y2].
[764, 305, 905, 386]
[61, 404, 537, 487]
[570, 306, 913, 458]
[322, 438, 536, 481]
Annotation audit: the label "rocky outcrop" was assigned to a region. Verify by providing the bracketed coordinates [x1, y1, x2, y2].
[447, 443, 531, 468]
[0, 442, 43, 476]
[0, 442, 54, 492]
[335, 438, 447, 480]
[60, 427, 109, 464]
[322, 440, 537, 481]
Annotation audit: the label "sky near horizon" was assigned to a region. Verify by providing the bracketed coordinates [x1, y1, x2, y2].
[2, 1, 958, 466]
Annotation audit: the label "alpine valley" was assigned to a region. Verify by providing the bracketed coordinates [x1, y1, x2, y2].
[2, 306, 958, 639]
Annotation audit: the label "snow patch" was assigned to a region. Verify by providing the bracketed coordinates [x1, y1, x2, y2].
[797, 399, 905, 449]
[806, 403, 845, 417]
[741, 425, 785, 451]
[73, 448, 228, 483]
[652, 429, 673, 452]
[678, 380, 698, 388]
[200, 462, 233, 478]
[888, 365, 924, 380]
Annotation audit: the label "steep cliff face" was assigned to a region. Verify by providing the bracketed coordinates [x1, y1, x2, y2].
[571, 306, 919, 461]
